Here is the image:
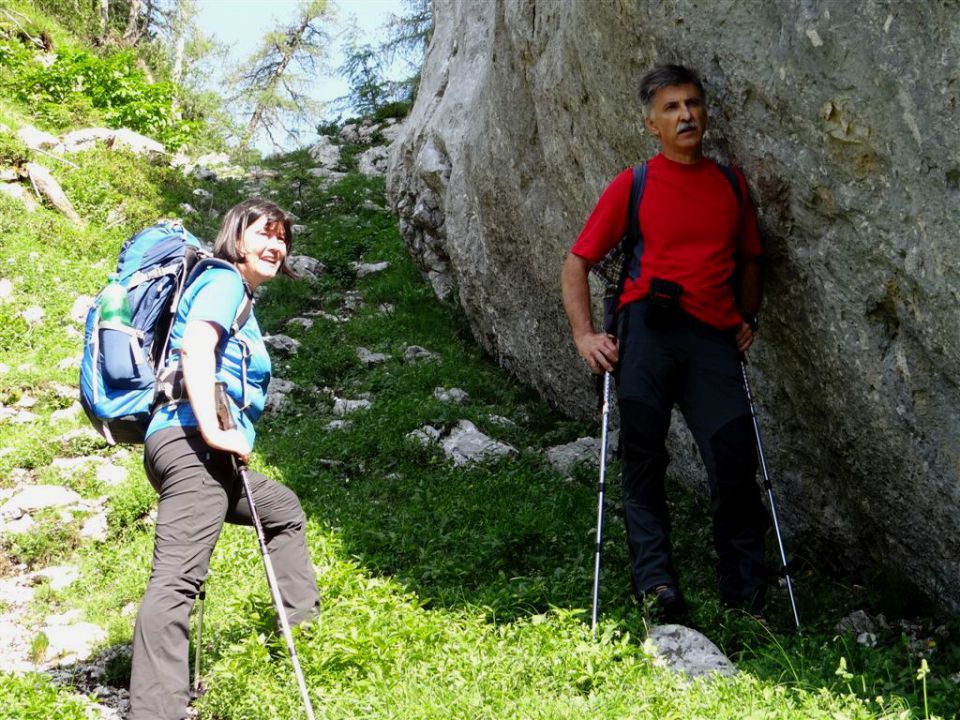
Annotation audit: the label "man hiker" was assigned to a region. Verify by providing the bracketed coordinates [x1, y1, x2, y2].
[560, 64, 770, 620]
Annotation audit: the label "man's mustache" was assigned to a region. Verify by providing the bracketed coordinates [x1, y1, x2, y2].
[677, 121, 699, 134]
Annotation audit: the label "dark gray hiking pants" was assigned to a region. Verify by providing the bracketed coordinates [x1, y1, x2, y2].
[616, 300, 769, 608]
[129, 427, 319, 720]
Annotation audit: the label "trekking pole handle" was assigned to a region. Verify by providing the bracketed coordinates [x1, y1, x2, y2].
[214, 381, 248, 469]
[215, 382, 236, 431]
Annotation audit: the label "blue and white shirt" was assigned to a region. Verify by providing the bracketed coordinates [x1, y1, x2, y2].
[147, 266, 271, 448]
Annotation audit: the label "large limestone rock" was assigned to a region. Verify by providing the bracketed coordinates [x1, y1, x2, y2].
[388, 2, 960, 609]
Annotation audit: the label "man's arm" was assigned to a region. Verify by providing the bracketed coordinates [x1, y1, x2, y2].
[734, 255, 764, 353]
[560, 252, 619, 373]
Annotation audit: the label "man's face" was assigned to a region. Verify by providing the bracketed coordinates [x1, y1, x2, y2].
[644, 83, 707, 159]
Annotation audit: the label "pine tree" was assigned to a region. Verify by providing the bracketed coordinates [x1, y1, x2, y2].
[231, 0, 333, 149]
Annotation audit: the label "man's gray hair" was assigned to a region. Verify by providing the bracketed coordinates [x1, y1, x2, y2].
[639, 64, 705, 117]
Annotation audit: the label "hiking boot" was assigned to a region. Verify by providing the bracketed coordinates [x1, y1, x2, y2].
[647, 584, 689, 622]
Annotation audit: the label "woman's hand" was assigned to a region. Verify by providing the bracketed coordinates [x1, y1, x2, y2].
[202, 428, 251, 464]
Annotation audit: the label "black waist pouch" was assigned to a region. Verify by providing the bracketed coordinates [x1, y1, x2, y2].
[645, 278, 683, 331]
[602, 294, 619, 336]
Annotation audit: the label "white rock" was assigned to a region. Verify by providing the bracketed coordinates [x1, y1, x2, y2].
[404, 345, 438, 362]
[247, 166, 278, 180]
[17, 125, 61, 151]
[0, 363, 8, 375]
[339, 123, 360, 144]
[49, 383, 79, 400]
[1, 485, 83, 517]
[95, 463, 127, 486]
[42, 620, 106, 663]
[6, 409, 39, 424]
[351, 260, 390, 278]
[70, 295, 95, 323]
[0, 278, 12, 302]
[58, 427, 102, 444]
[342, 291, 364, 311]
[406, 425, 441, 446]
[0, 168, 16, 181]
[307, 136, 341, 168]
[324, 420, 351, 431]
[287, 254, 325, 280]
[192, 188, 212, 200]
[644, 624, 737, 679]
[196, 152, 231, 167]
[487, 414, 517, 428]
[357, 347, 389, 365]
[110, 128, 165, 156]
[357, 121, 378, 142]
[381, 119, 405, 143]
[81, 512, 108, 541]
[263, 334, 301, 355]
[57, 355, 83, 370]
[35, 565, 81, 591]
[441, 420, 518, 466]
[15, 394, 36, 408]
[0, 617, 32, 672]
[2, 514, 35, 535]
[18, 306, 44, 325]
[286, 317, 314, 330]
[263, 379, 297, 415]
[545, 437, 604, 477]
[434, 387, 470, 404]
[50, 401, 82, 422]
[61, 127, 114, 152]
[0, 575, 35, 605]
[52, 456, 99, 471]
[179, 202, 196, 214]
[333, 397, 372, 416]
[358, 145, 390, 177]
[0, 183, 38, 211]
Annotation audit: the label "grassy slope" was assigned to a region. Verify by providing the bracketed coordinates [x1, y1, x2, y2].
[1, 11, 959, 720]
[1, 145, 957, 719]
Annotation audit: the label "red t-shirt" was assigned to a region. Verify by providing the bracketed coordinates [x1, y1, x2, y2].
[571, 154, 763, 330]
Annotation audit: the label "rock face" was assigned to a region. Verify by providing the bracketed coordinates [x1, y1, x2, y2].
[387, 2, 960, 609]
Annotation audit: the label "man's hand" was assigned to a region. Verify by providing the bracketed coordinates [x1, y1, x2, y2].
[735, 322, 754, 354]
[575, 332, 619, 374]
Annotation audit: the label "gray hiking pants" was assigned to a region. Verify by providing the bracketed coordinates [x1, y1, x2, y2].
[129, 426, 319, 720]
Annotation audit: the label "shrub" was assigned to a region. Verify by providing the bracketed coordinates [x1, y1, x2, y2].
[9, 48, 199, 148]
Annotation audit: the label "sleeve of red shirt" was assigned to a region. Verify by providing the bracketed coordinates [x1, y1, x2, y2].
[734, 168, 763, 259]
[569, 168, 634, 263]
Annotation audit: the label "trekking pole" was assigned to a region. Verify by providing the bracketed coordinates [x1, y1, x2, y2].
[590, 371, 613, 639]
[215, 384, 317, 720]
[739, 359, 801, 630]
[192, 580, 205, 697]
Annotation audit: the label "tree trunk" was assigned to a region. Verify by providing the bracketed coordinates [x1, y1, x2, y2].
[98, 0, 108, 37]
[243, 40, 297, 143]
[122, 0, 142, 45]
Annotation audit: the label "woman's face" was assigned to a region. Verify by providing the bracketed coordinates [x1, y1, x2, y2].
[236, 215, 288, 289]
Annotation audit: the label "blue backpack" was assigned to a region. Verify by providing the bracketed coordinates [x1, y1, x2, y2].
[79, 220, 251, 445]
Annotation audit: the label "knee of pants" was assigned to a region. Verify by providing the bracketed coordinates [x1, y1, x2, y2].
[708, 415, 758, 489]
[269, 485, 307, 534]
[619, 398, 671, 463]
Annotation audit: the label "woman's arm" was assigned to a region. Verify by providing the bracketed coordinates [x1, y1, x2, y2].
[181, 319, 251, 462]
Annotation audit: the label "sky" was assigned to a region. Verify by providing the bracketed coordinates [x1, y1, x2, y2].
[195, 0, 409, 151]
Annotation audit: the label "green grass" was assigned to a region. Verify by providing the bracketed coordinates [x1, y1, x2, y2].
[1, 37, 959, 720]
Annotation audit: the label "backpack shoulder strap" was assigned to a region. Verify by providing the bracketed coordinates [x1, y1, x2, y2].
[716, 163, 743, 208]
[625, 163, 647, 257]
[188, 258, 254, 336]
[621, 162, 647, 284]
